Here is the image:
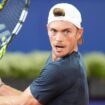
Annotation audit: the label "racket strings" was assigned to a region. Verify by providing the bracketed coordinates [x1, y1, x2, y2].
[0, 0, 25, 30]
[0, 0, 25, 45]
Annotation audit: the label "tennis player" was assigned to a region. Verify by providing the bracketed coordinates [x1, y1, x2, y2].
[0, 3, 89, 105]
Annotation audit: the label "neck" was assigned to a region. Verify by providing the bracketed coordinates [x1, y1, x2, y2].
[52, 45, 78, 62]
[52, 53, 60, 62]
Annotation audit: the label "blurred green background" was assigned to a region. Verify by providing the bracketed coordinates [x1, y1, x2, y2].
[0, 51, 105, 100]
[0, 51, 105, 80]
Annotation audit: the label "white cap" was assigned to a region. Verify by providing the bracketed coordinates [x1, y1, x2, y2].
[48, 3, 82, 29]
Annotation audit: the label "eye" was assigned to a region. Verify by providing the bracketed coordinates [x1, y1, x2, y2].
[51, 29, 57, 33]
[63, 30, 70, 35]
[50, 29, 57, 35]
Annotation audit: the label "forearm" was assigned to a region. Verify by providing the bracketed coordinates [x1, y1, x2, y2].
[0, 96, 19, 105]
[0, 80, 40, 105]
[0, 87, 42, 105]
[0, 93, 40, 105]
[0, 84, 22, 96]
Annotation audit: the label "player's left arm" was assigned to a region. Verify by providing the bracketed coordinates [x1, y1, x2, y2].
[0, 78, 21, 96]
[0, 87, 42, 105]
[0, 84, 22, 96]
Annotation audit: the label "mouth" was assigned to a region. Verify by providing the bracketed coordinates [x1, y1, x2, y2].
[55, 45, 65, 48]
[54, 45, 65, 51]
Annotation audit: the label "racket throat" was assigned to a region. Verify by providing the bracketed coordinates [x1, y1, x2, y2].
[0, 0, 8, 11]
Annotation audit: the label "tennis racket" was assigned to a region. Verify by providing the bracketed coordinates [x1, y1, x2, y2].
[0, 0, 30, 59]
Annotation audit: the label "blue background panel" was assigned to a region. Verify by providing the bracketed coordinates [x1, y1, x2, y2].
[5, 0, 105, 53]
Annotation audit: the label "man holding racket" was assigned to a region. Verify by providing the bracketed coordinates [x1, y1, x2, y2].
[0, 3, 89, 105]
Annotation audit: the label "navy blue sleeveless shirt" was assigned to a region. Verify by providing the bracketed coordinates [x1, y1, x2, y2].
[30, 52, 89, 105]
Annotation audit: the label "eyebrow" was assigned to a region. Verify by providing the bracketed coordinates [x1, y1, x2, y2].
[62, 28, 71, 31]
[50, 28, 71, 31]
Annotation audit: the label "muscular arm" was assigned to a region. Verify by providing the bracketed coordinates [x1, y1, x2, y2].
[0, 84, 22, 96]
[0, 79, 42, 105]
[0, 78, 21, 96]
[0, 87, 42, 105]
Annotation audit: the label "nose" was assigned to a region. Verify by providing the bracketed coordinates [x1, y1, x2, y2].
[55, 32, 64, 42]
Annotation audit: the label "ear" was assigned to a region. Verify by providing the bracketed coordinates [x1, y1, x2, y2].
[77, 28, 84, 45]
[46, 24, 50, 36]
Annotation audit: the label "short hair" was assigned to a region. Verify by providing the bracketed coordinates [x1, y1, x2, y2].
[53, 8, 65, 17]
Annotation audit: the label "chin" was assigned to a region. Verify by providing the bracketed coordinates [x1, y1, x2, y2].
[55, 52, 67, 58]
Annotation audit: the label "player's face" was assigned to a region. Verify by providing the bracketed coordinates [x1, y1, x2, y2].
[47, 20, 83, 60]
